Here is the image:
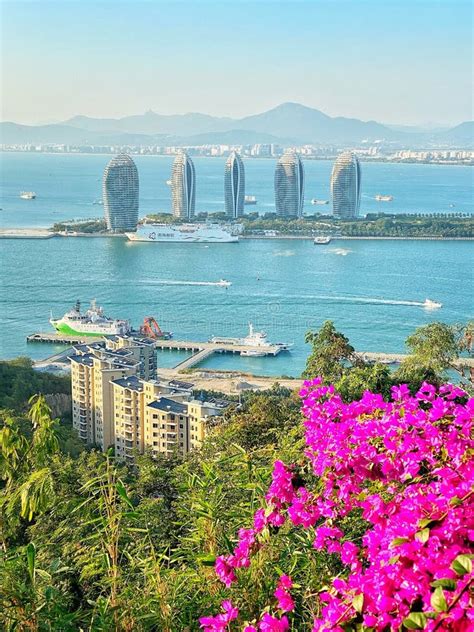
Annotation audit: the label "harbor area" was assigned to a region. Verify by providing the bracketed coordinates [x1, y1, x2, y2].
[29, 332, 289, 373]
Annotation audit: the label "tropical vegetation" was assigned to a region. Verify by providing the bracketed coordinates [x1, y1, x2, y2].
[0, 321, 472, 630]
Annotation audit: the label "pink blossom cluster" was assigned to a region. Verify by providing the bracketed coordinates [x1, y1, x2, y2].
[202, 379, 474, 630]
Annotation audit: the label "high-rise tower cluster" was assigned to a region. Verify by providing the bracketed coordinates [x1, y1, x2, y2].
[274, 152, 305, 218]
[171, 152, 196, 219]
[103, 154, 139, 232]
[330, 151, 361, 218]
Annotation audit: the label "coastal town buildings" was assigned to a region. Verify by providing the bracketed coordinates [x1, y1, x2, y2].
[274, 151, 305, 218]
[70, 338, 230, 460]
[330, 151, 362, 218]
[171, 152, 196, 219]
[224, 151, 245, 219]
[103, 154, 139, 232]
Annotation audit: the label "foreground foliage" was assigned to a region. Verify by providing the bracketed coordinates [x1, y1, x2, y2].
[205, 380, 474, 631]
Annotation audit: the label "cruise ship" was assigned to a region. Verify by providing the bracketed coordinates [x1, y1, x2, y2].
[127, 224, 239, 243]
[50, 300, 131, 336]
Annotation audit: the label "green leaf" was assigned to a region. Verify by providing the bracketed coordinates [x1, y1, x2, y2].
[431, 578, 456, 590]
[415, 528, 430, 543]
[431, 586, 447, 612]
[451, 554, 472, 576]
[26, 542, 36, 583]
[116, 480, 134, 508]
[403, 612, 427, 629]
[352, 593, 364, 613]
[391, 537, 409, 547]
[196, 553, 216, 566]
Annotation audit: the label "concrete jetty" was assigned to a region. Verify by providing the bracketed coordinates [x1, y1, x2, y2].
[28, 333, 474, 373]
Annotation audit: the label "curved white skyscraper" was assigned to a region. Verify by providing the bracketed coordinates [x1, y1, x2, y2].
[171, 152, 196, 219]
[224, 151, 245, 219]
[331, 151, 361, 218]
[103, 154, 139, 232]
[274, 152, 304, 218]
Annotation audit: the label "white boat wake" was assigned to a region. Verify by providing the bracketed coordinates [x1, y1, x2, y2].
[142, 279, 231, 287]
[303, 294, 442, 309]
[273, 249, 296, 257]
[327, 248, 352, 256]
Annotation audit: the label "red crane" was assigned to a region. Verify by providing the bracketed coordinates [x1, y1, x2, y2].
[139, 317, 172, 339]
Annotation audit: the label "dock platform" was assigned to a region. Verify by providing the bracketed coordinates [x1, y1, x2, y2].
[27, 333, 102, 345]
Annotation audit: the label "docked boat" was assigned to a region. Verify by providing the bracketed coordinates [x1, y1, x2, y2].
[241, 349, 267, 357]
[50, 299, 131, 336]
[423, 298, 442, 309]
[126, 223, 239, 243]
[311, 199, 329, 205]
[314, 236, 332, 245]
[244, 195, 257, 205]
[375, 195, 394, 201]
[20, 191, 36, 199]
[210, 323, 292, 352]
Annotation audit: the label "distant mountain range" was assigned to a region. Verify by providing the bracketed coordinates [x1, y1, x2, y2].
[1, 103, 472, 147]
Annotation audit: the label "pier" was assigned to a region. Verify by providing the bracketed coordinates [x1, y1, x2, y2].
[27, 333, 474, 373]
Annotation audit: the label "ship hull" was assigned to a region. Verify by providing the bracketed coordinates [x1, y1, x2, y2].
[51, 320, 129, 337]
[127, 224, 239, 243]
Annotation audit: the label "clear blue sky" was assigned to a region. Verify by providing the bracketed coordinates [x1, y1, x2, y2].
[1, 0, 472, 126]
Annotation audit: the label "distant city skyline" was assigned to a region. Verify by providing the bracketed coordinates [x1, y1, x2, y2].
[1, 1, 472, 127]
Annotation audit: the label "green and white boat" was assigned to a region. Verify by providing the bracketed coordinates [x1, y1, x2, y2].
[50, 300, 131, 337]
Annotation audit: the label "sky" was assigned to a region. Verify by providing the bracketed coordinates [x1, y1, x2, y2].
[1, 0, 472, 127]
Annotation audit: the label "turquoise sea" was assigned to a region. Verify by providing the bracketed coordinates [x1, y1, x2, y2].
[0, 154, 473, 375]
[1, 153, 473, 227]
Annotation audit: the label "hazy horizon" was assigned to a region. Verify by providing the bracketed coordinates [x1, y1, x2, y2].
[1, 0, 472, 127]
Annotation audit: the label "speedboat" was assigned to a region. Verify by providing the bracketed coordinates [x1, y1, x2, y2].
[217, 279, 232, 287]
[423, 299, 442, 309]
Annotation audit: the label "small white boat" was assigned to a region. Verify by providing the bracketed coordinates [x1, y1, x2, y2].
[216, 279, 232, 287]
[311, 199, 329, 205]
[423, 298, 442, 310]
[241, 349, 266, 357]
[375, 195, 394, 202]
[20, 191, 36, 199]
[314, 236, 331, 245]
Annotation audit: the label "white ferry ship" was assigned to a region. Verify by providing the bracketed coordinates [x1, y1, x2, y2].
[20, 191, 36, 199]
[50, 300, 131, 336]
[126, 224, 239, 243]
[210, 323, 292, 352]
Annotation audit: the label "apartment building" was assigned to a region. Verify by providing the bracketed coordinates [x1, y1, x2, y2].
[70, 339, 230, 461]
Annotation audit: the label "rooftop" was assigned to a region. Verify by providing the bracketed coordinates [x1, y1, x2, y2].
[112, 375, 143, 391]
[148, 397, 188, 414]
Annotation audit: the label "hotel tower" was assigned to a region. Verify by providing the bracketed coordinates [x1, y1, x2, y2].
[103, 154, 139, 232]
[330, 151, 361, 218]
[224, 151, 245, 219]
[171, 152, 196, 219]
[274, 152, 304, 217]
